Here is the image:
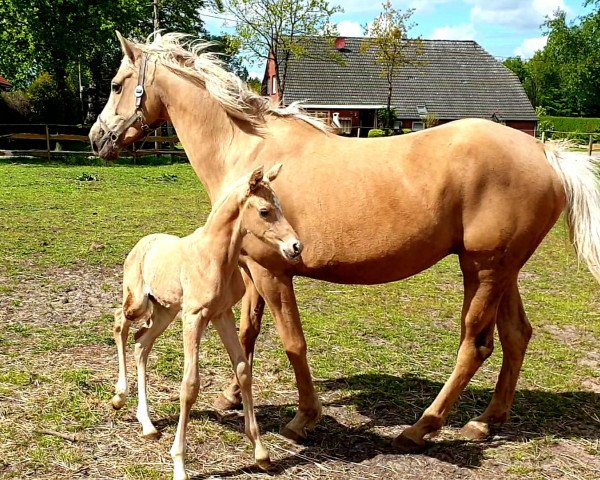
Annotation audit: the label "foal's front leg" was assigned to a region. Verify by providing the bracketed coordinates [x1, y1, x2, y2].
[171, 309, 207, 480]
[213, 309, 270, 470]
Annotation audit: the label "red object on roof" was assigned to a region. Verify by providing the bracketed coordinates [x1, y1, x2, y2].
[0, 75, 11, 87]
[334, 37, 346, 50]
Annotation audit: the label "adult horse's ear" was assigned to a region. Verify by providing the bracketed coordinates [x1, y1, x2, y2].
[116, 31, 139, 63]
[248, 166, 264, 192]
[265, 163, 283, 182]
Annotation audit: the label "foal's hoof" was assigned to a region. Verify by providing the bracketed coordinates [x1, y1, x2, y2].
[256, 456, 272, 471]
[460, 421, 490, 441]
[213, 393, 242, 411]
[280, 425, 306, 444]
[111, 394, 126, 410]
[392, 433, 427, 454]
[142, 429, 161, 440]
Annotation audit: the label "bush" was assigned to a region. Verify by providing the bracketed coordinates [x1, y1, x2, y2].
[402, 128, 412, 134]
[368, 129, 386, 138]
[0, 91, 33, 123]
[27, 72, 78, 123]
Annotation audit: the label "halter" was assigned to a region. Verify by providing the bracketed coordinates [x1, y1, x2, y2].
[98, 54, 155, 147]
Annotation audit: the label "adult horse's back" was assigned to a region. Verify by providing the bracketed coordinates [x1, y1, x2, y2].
[90, 33, 600, 451]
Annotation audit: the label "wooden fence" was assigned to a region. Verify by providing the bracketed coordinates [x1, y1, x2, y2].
[540, 130, 599, 156]
[0, 123, 185, 160]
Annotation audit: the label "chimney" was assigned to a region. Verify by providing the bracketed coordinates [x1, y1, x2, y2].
[334, 37, 346, 50]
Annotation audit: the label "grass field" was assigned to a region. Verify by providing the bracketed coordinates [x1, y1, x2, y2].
[0, 162, 599, 479]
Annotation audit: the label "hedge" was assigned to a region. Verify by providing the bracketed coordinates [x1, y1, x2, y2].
[540, 116, 600, 134]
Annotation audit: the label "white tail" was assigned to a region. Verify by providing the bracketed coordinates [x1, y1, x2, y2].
[545, 144, 600, 282]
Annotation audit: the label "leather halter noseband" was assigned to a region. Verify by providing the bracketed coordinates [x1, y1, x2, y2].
[98, 54, 153, 146]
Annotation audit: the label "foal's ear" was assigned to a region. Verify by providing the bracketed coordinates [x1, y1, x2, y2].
[248, 166, 264, 192]
[265, 163, 283, 182]
[116, 31, 140, 63]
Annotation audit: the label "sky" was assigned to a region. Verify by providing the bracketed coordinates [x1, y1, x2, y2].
[200, 0, 594, 78]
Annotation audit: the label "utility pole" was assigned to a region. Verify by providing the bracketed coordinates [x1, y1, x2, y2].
[153, 0, 160, 32]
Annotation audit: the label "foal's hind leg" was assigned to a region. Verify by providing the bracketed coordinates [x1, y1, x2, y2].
[394, 261, 507, 452]
[112, 308, 131, 409]
[134, 303, 176, 439]
[461, 280, 532, 440]
[213, 309, 270, 470]
[215, 269, 265, 411]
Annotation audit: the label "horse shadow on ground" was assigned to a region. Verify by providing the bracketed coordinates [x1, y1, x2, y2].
[154, 373, 600, 479]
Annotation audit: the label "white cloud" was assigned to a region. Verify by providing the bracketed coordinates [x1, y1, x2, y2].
[467, 0, 569, 29]
[336, 20, 364, 37]
[408, 0, 455, 15]
[431, 23, 476, 40]
[513, 36, 547, 58]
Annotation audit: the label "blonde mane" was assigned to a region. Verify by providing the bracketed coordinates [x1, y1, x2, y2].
[132, 32, 329, 132]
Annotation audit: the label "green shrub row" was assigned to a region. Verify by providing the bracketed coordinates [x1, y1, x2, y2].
[540, 116, 600, 134]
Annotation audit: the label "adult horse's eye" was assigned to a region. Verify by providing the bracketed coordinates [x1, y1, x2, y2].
[111, 83, 122, 94]
[259, 209, 269, 219]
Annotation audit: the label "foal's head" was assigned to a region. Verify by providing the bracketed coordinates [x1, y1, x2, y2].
[236, 164, 303, 263]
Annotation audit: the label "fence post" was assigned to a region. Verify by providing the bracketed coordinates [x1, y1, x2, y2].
[589, 134, 593, 157]
[45, 125, 51, 161]
[541, 131, 546, 143]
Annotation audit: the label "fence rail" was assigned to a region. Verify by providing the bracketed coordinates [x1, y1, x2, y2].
[540, 130, 599, 156]
[0, 123, 184, 161]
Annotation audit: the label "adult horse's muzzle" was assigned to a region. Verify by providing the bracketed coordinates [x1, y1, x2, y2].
[89, 120, 121, 160]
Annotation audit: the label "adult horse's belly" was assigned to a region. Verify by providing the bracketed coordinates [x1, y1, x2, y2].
[242, 141, 461, 284]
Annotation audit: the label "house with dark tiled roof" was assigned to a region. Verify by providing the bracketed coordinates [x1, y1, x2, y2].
[0, 75, 11, 91]
[263, 37, 537, 136]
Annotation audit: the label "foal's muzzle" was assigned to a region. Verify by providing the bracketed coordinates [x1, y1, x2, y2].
[282, 240, 304, 263]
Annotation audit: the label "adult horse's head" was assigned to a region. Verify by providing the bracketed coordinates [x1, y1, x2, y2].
[89, 32, 167, 159]
[90, 32, 328, 163]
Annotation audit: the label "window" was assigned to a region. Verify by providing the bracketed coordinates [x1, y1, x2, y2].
[412, 121, 424, 131]
[271, 76, 277, 95]
[339, 117, 353, 134]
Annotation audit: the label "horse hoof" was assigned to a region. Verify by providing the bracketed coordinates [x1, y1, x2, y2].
[392, 433, 427, 453]
[460, 421, 490, 441]
[214, 393, 241, 411]
[280, 425, 305, 444]
[142, 429, 161, 440]
[256, 456, 272, 471]
[111, 395, 126, 410]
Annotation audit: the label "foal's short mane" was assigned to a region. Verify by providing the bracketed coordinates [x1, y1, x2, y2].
[132, 33, 329, 132]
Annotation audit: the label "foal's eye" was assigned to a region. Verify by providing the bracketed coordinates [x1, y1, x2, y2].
[111, 83, 122, 94]
[259, 209, 269, 218]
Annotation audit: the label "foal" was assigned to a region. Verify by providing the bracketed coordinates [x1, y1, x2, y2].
[111, 164, 302, 479]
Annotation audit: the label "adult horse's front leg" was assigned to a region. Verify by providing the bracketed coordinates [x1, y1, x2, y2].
[215, 268, 265, 411]
[395, 263, 506, 452]
[249, 261, 322, 442]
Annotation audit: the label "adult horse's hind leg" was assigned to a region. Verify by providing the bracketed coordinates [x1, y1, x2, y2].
[134, 303, 176, 439]
[461, 280, 532, 440]
[215, 268, 265, 411]
[395, 258, 509, 452]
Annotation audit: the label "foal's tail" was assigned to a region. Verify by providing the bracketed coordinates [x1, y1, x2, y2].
[545, 144, 600, 282]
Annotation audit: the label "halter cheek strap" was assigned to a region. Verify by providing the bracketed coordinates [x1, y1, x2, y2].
[99, 54, 153, 147]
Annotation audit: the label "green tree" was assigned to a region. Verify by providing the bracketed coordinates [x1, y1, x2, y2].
[360, 1, 422, 130]
[0, 0, 226, 122]
[224, 0, 342, 101]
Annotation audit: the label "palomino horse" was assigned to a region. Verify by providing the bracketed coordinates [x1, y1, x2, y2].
[90, 33, 600, 452]
[112, 164, 301, 479]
